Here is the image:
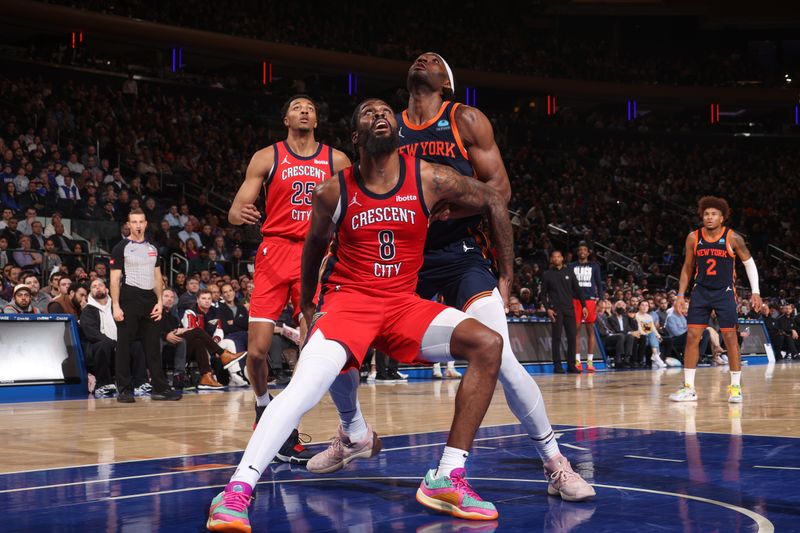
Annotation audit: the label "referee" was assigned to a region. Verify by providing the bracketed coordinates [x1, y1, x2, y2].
[111, 209, 181, 403]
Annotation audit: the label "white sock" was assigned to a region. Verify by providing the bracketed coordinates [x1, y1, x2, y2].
[256, 391, 271, 407]
[531, 429, 560, 462]
[684, 368, 696, 388]
[436, 446, 468, 478]
[730, 371, 741, 387]
[446, 361, 456, 370]
[466, 289, 560, 462]
[575, 354, 581, 362]
[433, 363, 441, 372]
[587, 354, 594, 362]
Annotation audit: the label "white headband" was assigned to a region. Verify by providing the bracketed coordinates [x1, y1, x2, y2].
[427, 52, 455, 92]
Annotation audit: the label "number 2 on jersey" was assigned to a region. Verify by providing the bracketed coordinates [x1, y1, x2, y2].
[706, 258, 717, 276]
[290, 181, 315, 206]
[378, 230, 395, 260]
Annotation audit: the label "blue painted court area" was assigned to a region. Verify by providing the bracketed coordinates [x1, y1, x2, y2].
[2, 423, 796, 532]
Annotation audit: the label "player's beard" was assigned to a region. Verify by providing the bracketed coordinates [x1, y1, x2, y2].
[361, 127, 399, 157]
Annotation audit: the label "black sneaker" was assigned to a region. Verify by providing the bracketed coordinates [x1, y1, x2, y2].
[117, 391, 135, 403]
[275, 429, 314, 464]
[151, 389, 182, 401]
[375, 374, 395, 384]
[253, 397, 273, 429]
[388, 370, 407, 382]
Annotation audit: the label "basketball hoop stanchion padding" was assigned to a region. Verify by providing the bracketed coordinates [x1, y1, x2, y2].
[0, 314, 88, 403]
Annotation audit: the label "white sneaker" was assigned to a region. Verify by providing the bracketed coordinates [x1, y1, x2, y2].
[727, 384, 743, 403]
[652, 355, 667, 369]
[432, 363, 443, 379]
[669, 385, 698, 402]
[93, 384, 117, 398]
[228, 372, 249, 387]
[445, 367, 462, 379]
[134, 383, 152, 396]
[366, 371, 376, 383]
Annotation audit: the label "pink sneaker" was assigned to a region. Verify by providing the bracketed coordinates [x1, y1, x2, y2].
[306, 424, 382, 474]
[207, 481, 252, 532]
[416, 468, 498, 521]
[544, 455, 596, 501]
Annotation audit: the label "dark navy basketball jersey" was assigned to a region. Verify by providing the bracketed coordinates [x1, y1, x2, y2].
[397, 101, 478, 251]
[694, 226, 736, 290]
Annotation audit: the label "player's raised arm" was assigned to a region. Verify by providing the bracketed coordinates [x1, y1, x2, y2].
[730, 231, 762, 311]
[421, 161, 513, 304]
[229, 147, 275, 225]
[300, 176, 341, 324]
[675, 231, 697, 316]
[456, 105, 511, 203]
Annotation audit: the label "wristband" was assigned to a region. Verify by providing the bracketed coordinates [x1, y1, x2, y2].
[677, 293, 684, 297]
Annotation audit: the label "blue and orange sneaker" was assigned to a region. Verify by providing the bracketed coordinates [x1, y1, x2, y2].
[416, 468, 498, 521]
[207, 481, 253, 532]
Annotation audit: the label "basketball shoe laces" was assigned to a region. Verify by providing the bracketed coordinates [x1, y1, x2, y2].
[221, 490, 251, 513]
[548, 464, 579, 485]
[451, 471, 481, 500]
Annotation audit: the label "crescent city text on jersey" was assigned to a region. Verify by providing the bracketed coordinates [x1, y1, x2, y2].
[349, 206, 419, 279]
[350, 206, 418, 230]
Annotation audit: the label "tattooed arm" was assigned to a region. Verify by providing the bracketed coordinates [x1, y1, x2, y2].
[421, 161, 514, 306]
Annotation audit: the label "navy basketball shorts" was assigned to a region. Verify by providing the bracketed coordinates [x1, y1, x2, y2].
[416, 238, 498, 311]
[687, 284, 738, 330]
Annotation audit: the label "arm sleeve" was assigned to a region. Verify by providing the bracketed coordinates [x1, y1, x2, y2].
[742, 257, 760, 295]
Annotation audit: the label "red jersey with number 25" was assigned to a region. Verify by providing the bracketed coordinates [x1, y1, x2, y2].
[322, 153, 430, 296]
[261, 141, 335, 240]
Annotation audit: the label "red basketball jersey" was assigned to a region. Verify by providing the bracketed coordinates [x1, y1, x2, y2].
[261, 141, 335, 240]
[322, 153, 430, 296]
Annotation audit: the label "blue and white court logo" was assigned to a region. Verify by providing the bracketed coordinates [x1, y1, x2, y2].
[436, 119, 450, 130]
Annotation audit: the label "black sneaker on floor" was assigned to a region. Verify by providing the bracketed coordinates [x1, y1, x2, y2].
[275, 429, 314, 464]
[388, 370, 407, 382]
[375, 374, 395, 384]
[151, 389, 182, 401]
[117, 391, 135, 403]
[252, 402, 314, 464]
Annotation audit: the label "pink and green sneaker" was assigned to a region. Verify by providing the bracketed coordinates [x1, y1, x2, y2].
[416, 468, 498, 521]
[207, 481, 253, 532]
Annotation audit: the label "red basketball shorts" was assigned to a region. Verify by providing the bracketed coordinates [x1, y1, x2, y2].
[310, 288, 449, 371]
[573, 299, 597, 325]
[250, 236, 318, 322]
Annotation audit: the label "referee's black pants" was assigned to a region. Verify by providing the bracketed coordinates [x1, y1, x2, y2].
[551, 309, 577, 371]
[115, 284, 170, 394]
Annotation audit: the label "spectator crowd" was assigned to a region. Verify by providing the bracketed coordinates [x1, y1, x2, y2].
[1, 48, 798, 394]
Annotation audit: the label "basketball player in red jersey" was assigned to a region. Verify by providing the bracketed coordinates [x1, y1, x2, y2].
[207, 98, 510, 531]
[228, 95, 351, 462]
[309, 53, 594, 501]
[669, 196, 761, 404]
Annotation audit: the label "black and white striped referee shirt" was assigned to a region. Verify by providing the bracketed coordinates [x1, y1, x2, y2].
[109, 238, 161, 290]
